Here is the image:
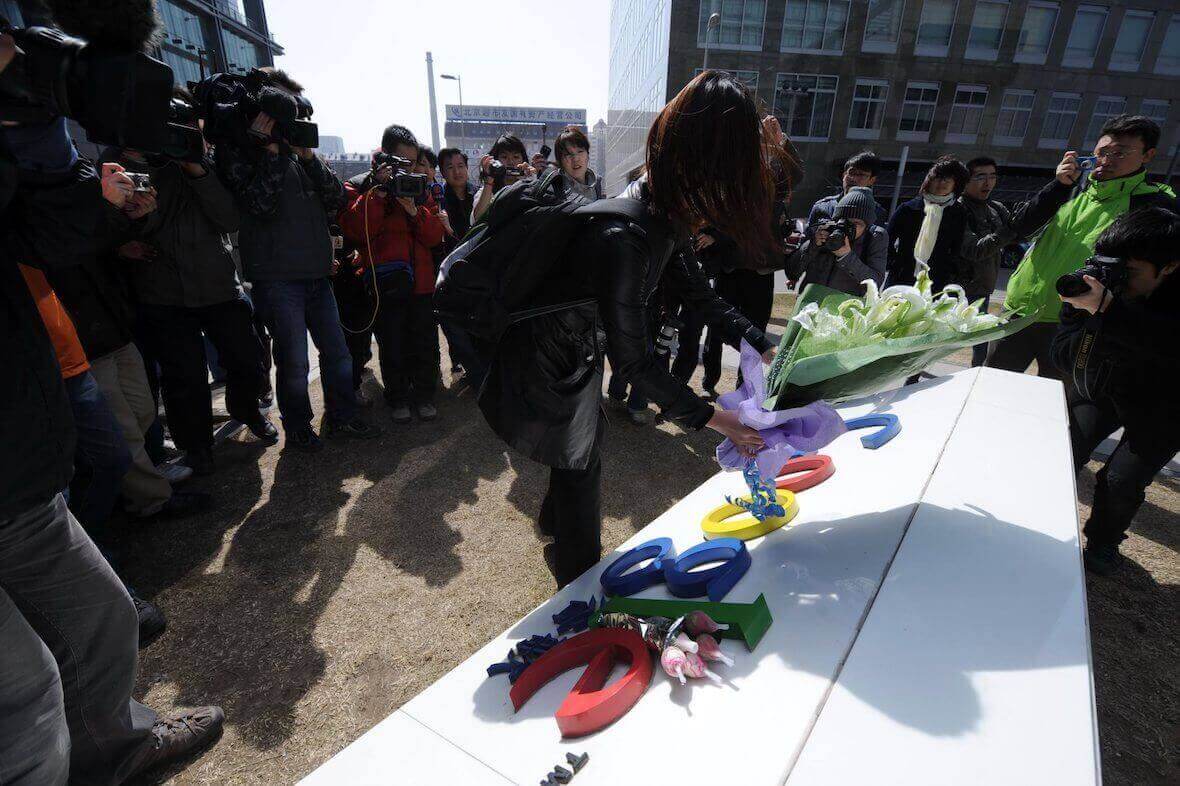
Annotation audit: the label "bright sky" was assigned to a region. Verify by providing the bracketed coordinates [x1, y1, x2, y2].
[268, 0, 611, 154]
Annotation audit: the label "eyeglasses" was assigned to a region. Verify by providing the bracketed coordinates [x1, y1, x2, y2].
[969, 173, 999, 183]
[1093, 147, 1143, 161]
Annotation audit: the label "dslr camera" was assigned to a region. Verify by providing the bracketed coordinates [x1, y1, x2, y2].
[817, 218, 856, 253]
[193, 70, 319, 150]
[372, 153, 428, 200]
[1055, 255, 1128, 298]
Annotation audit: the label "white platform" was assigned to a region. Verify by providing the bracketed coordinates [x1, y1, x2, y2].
[302, 368, 1098, 786]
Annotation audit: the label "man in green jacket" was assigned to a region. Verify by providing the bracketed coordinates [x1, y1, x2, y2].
[987, 115, 1178, 378]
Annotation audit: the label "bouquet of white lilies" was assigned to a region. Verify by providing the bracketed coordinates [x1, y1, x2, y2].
[765, 272, 1036, 410]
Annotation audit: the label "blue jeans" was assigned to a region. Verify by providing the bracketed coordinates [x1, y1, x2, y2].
[65, 371, 132, 535]
[251, 278, 356, 431]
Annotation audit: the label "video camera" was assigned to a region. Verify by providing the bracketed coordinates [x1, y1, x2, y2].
[372, 152, 428, 200]
[817, 218, 856, 253]
[192, 70, 319, 151]
[485, 159, 526, 190]
[1055, 255, 1128, 298]
[0, 18, 180, 154]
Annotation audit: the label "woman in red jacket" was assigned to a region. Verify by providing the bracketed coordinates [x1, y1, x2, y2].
[338, 127, 445, 423]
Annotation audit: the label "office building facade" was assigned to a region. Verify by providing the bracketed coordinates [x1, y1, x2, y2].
[444, 105, 588, 167]
[607, 0, 1179, 209]
[154, 0, 283, 87]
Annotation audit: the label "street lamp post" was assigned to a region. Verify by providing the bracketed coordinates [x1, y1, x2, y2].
[702, 11, 721, 71]
[440, 73, 465, 156]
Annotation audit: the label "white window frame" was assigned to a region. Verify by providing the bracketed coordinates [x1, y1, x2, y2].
[1063, 4, 1109, 69]
[993, 88, 1036, 146]
[780, 0, 851, 55]
[1155, 15, 1180, 75]
[861, 0, 907, 54]
[1038, 91, 1081, 148]
[915, 0, 959, 57]
[697, 0, 767, 52]
[966, 0, 1010, 61]
[897, 80, 940, 143]
[1084, 95, 1127, 145]
[1013, 1, 1059, 65]
[946, 84, 989, 144]
[1109, 10, 1155, 72]
[847, 78, 889, 140]
[1140, 99, 1175, 155]
[773, 73, 840, 142]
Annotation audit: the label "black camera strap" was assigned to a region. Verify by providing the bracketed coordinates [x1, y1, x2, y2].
[1071, 288, 1113, 401]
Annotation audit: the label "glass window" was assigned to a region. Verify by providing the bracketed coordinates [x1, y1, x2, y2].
[781, 0, 850, 53]
[947, 85, 988, 140]
[1141, 99, 1174, 154]
[223, 29, 261, 74]
[1039, 92, 1081, 146]
[967, 0, 1009, 59]
[1109, 11, 1154, 71]
[1156, 15, 1180, 74]
[698, 0, 767, 50]
[1014, 2, 1059, 64]
[773, 73, 838, 140]
[1084, 96, 1126, 145]
[994, 89, 1036, 144]
[898, 81, 940, 139]
[1063, 5, 1108, 67]
[916, 0, 957, 56]
[848, 79, 889, 138]
[862, 0, 905, 52]
[159, 0, 206, 47]
[693, 68, 760, 92]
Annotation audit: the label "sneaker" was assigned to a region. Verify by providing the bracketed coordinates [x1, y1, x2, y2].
[124, 706, 225, 781]
[355, 387, 374, 408]
[417, 403, 438, 422]
[131, 591, 167, 649]
[324, 418, 383, 440]
[156, 462, 193, 485]
[389, 405, 413, 425]
[627, 409, 650, 426]
[702, 386, 719, 400]
[258, 388, 274, 410]
[184, 448, 215, 476]
[287, 426, 324, 452]
[244, 415, 279, 444]
[1083, 543, 1123, 576]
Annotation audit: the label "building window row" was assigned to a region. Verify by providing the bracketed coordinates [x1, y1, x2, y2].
[697, 1, 1180, 75]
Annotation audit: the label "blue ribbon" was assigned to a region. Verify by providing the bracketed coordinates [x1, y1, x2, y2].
[600, 537, 674, 597]
[663, 538, 751, 602]
[843, 413, 901, 449]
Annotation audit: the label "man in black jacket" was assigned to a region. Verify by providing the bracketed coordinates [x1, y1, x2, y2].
[110, 136, 277, 475]
[1051, 208, 1180, 575]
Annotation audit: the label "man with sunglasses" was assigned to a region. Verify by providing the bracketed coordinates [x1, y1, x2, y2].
[986, 115, 1178, 377]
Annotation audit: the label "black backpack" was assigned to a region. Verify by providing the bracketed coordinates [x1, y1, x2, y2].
[434, 169, 654, 342]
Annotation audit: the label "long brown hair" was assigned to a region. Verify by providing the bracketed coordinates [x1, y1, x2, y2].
[645, 70, 790, 264]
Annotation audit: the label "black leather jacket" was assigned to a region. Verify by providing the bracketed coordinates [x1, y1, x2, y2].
[480, 180, 774, 469]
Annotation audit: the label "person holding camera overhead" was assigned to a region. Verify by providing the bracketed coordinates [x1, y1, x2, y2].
[471, 132, 536, 223]
[785, 185, 888, 297]
[987, 115, 1178, 379]
[216, 68, 381, 451]
[337, 125, 446, 424]
[1051, 208, 1180, 575]
[885, 156, 970, 291]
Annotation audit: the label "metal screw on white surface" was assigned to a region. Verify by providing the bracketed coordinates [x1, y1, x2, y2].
[565, 752, 589, 772]
[551, 764, 573, 783]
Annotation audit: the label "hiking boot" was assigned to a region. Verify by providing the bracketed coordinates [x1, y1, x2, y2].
[156, 462, 193, 486]
[1083, 543, 1123, 576]
[627, 409, 650, 426]
[417, 403, 438, 422]
[324, 418, 383, 440]
[131, 591, 167, 649]
[287, 427, 324, 453]
[389, 405, 413, 425]
[244, 415, 279, 444]
[184, 448, 215, 476]
[125, 706, 225, 781]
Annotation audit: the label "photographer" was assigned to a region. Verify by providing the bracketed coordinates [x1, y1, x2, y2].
[107, 102, 278, 475]
[806, 151, 888, 236]
[338, 125, 445, 423]
[1051, 208, 1180, 575]
[471, 133, 536, 223]
[439, 146, 476, 244]
[215, 68, 380, 450]
[989, 115, 1178, 378]
[786, 185, 888, 296]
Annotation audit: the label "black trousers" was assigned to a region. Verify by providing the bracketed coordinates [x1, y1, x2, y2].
[703, 269, 774, 390]
[137, 298, 265, 452]
[538, 444, 603, 588]
[670, 293, 709, 383]
[331, 270, 376, 391]
[376, 293, 440, 407]
[1068, 392, 1178, 549]
[985, 320, 1062, 380]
